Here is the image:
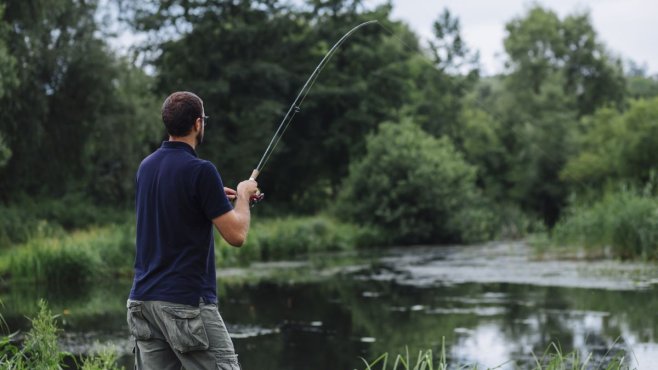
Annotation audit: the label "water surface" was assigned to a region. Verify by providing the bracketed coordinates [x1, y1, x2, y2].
[3, 242, 657, 369]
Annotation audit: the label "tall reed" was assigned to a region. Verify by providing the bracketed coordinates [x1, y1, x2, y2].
[552, 190, 658, 259]
[360, 341, 632, 370]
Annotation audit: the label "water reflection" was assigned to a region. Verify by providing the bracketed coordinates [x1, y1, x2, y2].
[1, 245, 657, 369]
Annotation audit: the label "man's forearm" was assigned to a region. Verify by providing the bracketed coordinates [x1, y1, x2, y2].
[233, 192, 252, 240]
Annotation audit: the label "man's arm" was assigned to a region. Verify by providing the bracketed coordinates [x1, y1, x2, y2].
[212, 180, 258, 247]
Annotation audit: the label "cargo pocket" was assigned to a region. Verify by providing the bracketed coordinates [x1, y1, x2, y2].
[217, 353, 241, 370]
[162, 305, 209, 353]
[126, 301, 151, 340]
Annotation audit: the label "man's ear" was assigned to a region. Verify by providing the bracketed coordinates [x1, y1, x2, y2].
[194, 118, 202, 132]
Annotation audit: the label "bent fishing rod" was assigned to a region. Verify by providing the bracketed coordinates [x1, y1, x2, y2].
[246, 20, 379, 205]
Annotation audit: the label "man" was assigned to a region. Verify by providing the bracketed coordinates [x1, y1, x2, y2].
[127, 91, 258, 370]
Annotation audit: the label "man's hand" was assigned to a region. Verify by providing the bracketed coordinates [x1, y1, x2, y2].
[224, 187, 237, 201]
[236, 179, 259, 201]
[213, 179, 258, 247]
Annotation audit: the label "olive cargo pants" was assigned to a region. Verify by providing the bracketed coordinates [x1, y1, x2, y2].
[127, 299, 241, 370]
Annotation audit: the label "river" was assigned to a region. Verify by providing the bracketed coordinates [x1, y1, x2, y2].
[3, 241, 658, 369]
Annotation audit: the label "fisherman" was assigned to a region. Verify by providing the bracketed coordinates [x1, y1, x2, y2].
[126, 91, 258, 370]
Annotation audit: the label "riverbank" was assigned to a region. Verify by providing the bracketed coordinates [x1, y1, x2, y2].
[0, 214, 378, 285]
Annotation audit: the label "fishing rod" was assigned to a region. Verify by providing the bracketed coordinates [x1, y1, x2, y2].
[246, 20, 379, 205]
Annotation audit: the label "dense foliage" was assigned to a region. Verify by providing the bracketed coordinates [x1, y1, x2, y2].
[0, 0, 161, 205]
[0, 0, 657, 254]
[336, 121, 495, 244]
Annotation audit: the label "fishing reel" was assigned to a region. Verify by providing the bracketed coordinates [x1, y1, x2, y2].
[250, 189, 265, 207]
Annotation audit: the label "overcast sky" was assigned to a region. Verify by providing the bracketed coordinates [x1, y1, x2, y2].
[382, 0, 657, 75]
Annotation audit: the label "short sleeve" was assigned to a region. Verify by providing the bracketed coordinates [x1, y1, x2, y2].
[197, 162, 233, 220]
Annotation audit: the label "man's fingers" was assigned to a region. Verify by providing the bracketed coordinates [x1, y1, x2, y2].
[224, 187, 237, 200]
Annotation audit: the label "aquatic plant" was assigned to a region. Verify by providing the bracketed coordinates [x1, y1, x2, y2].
[1, 300, 67, 369]
[551, 190, 658, 259]
[0, 300, 123, 370]
[79, 345, 123, 370]
[360, 339, 633, 370]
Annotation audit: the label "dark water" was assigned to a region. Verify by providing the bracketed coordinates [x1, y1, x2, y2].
[2, 243, 658, 369]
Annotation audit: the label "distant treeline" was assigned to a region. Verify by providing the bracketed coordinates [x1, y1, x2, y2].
[1, 0, 658, 247]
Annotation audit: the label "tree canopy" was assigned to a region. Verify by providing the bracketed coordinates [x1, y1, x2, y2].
[0, 0, 652, 243]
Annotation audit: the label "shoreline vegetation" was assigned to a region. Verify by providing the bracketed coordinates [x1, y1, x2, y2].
[2, 189, 658, 286]
[0, 202, 380, 285]
[0, 300, 121, 370]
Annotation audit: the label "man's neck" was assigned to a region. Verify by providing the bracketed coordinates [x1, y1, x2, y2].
[168, 135, 196, 150]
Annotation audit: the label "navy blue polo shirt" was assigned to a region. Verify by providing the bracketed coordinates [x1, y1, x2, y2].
[129, 141, 233, 306]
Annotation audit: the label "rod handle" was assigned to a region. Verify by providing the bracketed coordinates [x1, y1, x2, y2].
[249, 169, 259, 181]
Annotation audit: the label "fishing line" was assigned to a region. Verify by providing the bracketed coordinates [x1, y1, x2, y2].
[250, 17, 593, 211]
[250, 20, 378, 181]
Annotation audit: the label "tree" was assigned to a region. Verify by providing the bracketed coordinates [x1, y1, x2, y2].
[504, 5, 625, 117]
[625, 61, 658, 100]
[1, 0, 103, 196]
[562, 97, 658, 191]
[467, 74, 578, 226]
[0, 0, 161, 203]
[0, 4, 16, 171]
[469, 5, 627, 225]
[0, 132, 10, 169]
[410, 9, 479, 139]
[82, 60, 162, 203]
[0, 4, 16, 100]
[123, 0, 423, 212]
[336, 120, 494, 244]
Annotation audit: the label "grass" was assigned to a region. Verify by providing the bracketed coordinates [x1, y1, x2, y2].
[0, 300, 123, 370]
[1, 224, 135, 284]
[216, 215, 378, 266]
[0, 214, 372, 284]
[0, 195, 132, 249]
[360, 340, 633, 370]
[550, 191, 658, 259]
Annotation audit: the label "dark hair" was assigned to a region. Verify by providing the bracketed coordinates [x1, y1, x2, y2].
[161, 91, 203, 137]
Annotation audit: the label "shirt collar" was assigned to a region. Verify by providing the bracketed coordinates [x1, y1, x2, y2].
[161, 141, 198, 157]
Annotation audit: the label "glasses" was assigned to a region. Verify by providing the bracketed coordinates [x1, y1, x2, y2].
[202, 115, 209, 127]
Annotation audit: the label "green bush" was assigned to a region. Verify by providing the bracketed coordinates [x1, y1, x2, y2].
[0, 300, 123, 370]
[95, 224, 136, 276]
[0, 208, 55, 248]
[3, 224, 135, 283]
[552, 190, 658, 259]
[335, 120, 496, 245]
[0, 300, 64, 369]
[0, 196, 132, 248]
[562, 98, 658, 191]
[216, 216, 376, 265]
[7, 234, 99, 284]
[27, 194, 132, 230]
